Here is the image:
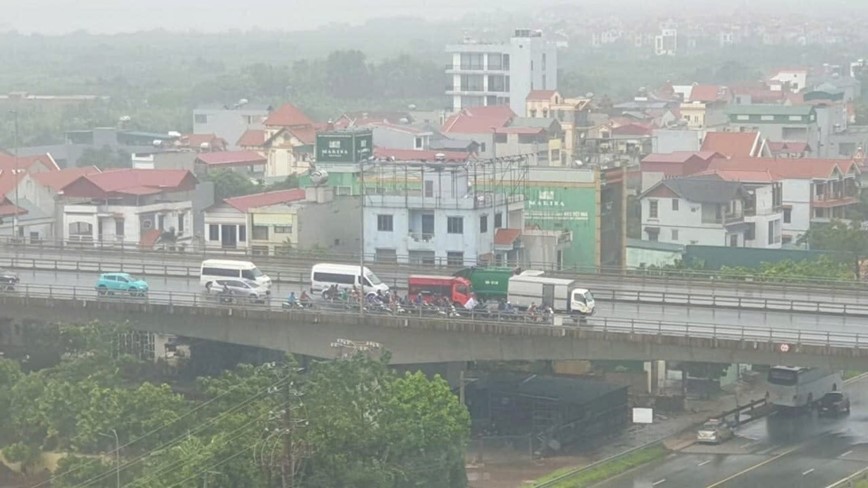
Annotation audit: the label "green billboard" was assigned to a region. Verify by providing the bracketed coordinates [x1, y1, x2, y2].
[316, 129, 373, 163]
[523, 186, 598, 269]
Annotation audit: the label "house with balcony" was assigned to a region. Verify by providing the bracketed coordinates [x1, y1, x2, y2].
[363, 161, 526, 266]
[58, 169, 198, 249]
[705, 158, 860, 244]
[725, 105, 820, 156]
[495, 117, 564, 165]
[640, 174, 784, 248]
[525, 90, 592, 164]
[440, 105, 516, 160]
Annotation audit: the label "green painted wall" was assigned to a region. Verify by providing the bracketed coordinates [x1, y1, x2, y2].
[523, 186, 598, 269]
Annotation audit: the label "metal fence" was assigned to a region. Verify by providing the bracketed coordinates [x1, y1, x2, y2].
[2, 237, 868, 290]
[4, 284, 868, 350]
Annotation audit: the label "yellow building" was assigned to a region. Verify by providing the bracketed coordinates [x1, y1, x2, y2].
[680, 101, 708, 129]
[525, 90, 592, 164]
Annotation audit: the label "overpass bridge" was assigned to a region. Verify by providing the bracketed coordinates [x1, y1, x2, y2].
[2, 286, 868, 369]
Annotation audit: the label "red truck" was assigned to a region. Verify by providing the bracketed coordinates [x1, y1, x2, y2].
[407, 275, 473, 306]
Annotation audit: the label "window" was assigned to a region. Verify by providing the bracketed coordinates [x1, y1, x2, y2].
[783, 208, 792, 224]
[375, 248, 397, 263]
[649, 200, 659, 219]
[745, 223, 755, 241]
[671, 199, 679, 211]
[494, 212, 503, 228]
[768, 221, 775, 245]
[377, 214, 393, 232]
[115, 219, 124, 237]
[252, 225, 269, 240]
[730, 234, 739, 247]
[424, 180, 434, 197]
[761, 115, 775, 121]
[178, 213, 184, 234]
[447, 216, 464, 234]
[480, 215, 488, 233]
[194, 114, 208, 124]
[158, 215, 165, 231]
[274, 225, 292, 234]
[239, 225, 246, 242]
[789, 115, 803, 121]
[414, 137, 423, 149]
[447, 252, 464, 266]
[736, 114, 750, 121]
[208, 224, 219, 241]
[671, 229, 678, 241]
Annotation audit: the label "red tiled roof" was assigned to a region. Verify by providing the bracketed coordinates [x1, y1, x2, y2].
[767, 141, 811, 153]
[442, 106, 515, 134]
[222, 188, 306, 212]
[707, 158, 858, 180]
[61, 169, 198, 198]
[688, 84, 730, 103]
[701, 131, 760, 158]
[237, 129, 267, 147]
[373, 147, 471, 162]
[32, 166, 102, 191]
[611, 123, 653, 136]
[0, 202, 26, 217]
[494, 228, 522, 246]
[196, 151, 266, 166]
[496, 127, 545, 135]
[0, 153, 60, 173]
[139, 228, 162, 249]
[642, 151, 722, 164]
[526, 90, 558, 101]
[264, 103, 314, 127]
[286, 126, 317, 145]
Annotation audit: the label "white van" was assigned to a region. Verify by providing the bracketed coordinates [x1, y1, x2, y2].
[200, 260, 271, 289]
[310, 263, 389, 297]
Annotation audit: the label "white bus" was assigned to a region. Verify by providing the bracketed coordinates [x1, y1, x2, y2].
[200, 260, 271, 289]
[766, 366, 841, 409]
[310, 263, 389, 297]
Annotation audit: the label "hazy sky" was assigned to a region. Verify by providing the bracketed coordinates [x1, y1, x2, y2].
[5, 0, 533, 34]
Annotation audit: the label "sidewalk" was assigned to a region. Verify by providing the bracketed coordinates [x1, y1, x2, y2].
[467, 378, 768, 488]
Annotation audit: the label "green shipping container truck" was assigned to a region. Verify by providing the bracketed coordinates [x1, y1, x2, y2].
[453, 267, 521, 301]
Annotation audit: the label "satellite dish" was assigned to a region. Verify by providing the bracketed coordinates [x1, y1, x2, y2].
[574, 160, 584, 167]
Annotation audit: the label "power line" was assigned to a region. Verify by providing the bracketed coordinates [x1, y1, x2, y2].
[29, 372, 287, 488]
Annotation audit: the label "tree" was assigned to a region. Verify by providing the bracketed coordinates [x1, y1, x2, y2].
[325, 50, 373, 99]
[205, 169, 259, 200]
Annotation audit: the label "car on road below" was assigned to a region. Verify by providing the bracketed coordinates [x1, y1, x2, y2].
[818, 392, 850, 416]
[0, 269, 19, 291]
[696, 419, 733, 444]
[206, 279, 271, 303]
[96, 273, 149, 297]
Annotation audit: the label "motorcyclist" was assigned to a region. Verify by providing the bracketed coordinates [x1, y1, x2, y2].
[299, 291, 310, 307]
[286, 291, 298, 306]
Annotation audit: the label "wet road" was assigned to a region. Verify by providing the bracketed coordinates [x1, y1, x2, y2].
[597, 375, 868, 488]
[12, 269, 868, 336]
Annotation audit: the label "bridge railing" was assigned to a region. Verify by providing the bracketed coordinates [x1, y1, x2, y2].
[1, 237, 867, 292]
[6, 258, 868, 315]
[4, 284, 868, 350]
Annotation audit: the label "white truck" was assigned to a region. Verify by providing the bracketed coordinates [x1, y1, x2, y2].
[507, 274, 595, 318]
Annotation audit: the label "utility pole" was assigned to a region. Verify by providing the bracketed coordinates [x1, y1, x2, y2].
[12, 107, 19, 240]
[99, 429, 120, 488]
[359, 159, 366, 315]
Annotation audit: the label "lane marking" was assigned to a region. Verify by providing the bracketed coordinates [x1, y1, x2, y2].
[705, 444, 802, 488]
[697, 460, 711, 467]
[652, 479, 666, 486]
[802, 468, 815, 476]
[840, 450, 853, 458]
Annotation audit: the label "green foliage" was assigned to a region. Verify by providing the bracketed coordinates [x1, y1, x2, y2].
[800, 220, 868, 257]
[533, 445, 667, 488]
[205, 169, 260, 201]
[718, 256, 855, 282]
[3, 442, 41, 471]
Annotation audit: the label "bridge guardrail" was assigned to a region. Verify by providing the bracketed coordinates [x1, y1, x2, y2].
[6, 256, 868, 316]
[1, 238, 868, 295]
[4, 284, 868, 350]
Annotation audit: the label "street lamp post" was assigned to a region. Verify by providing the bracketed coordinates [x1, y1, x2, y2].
[359, 160, 365, 315]
[11, 108, 19, 239]
[99, 429, 120, 488]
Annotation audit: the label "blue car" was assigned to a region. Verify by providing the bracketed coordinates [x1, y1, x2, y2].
[96, 273, 149, 297]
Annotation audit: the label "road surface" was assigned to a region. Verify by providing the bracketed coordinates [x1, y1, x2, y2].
[596, 375, 868, 488]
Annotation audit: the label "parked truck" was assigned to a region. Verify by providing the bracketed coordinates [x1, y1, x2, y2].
[452, 267, 521, 301]
[507, 275, 595, 317]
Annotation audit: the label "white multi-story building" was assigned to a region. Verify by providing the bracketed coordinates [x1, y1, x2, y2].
[58, 169, 198, 249]
[363, 161, 525, 267]
[640, 174, 784, 249]
[446, 28, 558, 115]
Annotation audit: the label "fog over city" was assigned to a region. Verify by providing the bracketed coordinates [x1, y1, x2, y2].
[5, 0, 867, 34]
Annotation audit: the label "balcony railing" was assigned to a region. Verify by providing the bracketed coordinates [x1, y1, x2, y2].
[408, 232, 435, 243]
